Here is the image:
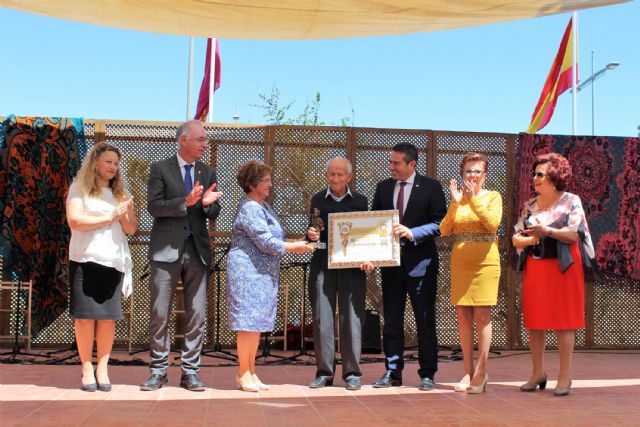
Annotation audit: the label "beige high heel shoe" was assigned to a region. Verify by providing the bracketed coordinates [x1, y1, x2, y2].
[236, 374, 260, 392]
[454, 374, 471, 392]
[252, 374, 269, 390]
[466, 374, 488, 394]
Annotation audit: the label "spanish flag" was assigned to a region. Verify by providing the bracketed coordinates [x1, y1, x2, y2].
[194, 38, 221, 122]
[526, 18, 577, 134]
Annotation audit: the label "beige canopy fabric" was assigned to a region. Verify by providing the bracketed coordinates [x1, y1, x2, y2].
[1, 0, 628, 39]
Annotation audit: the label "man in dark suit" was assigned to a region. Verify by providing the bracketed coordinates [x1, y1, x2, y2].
[371, 143, 446, 391]
[140, 120, 222, 391]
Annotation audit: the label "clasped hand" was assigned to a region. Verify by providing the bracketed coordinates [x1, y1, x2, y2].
[112, 197, 134, 222]
[524, 223, 551, 238]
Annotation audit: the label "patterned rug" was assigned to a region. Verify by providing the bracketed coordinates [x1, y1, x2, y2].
[516, 133, 639, 281]
[0, 116, 86, 336]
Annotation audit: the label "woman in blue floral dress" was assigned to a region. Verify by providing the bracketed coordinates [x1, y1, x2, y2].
[227, 160, 314, 392]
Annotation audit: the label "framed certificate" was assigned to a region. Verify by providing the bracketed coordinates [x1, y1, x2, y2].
[327, 210, 401, 269]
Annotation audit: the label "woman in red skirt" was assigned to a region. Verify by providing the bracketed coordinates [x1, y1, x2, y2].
[512, 153, 596, 397]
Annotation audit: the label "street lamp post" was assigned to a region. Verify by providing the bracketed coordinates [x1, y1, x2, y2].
[233, 105, 240, 124]
[574, 53, 619, 135]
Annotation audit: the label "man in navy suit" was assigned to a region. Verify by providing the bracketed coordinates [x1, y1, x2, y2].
[371, 143, 446, 391]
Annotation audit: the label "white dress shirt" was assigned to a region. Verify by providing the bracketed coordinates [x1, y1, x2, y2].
[393, 171, 416, 214]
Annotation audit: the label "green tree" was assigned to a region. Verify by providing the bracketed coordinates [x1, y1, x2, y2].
[253, 84, 351, 126]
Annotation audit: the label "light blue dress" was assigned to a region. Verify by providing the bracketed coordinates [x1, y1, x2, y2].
[226, 197, 286, 332]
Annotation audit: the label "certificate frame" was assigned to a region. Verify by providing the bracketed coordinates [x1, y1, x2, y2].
[327, 209, 401, 269]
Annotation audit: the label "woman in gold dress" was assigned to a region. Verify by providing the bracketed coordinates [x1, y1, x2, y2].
[440, 152, 502, 394]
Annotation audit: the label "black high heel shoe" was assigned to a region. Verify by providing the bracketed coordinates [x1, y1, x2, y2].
[81, 371, 97, 392]
[95, 369, 112, 392]
[520, 373, 547, 392]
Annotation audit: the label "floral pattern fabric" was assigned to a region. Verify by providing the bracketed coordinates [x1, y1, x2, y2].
[514, 192, 595, 259]
[0, 116, 86, 336]
[226, 197, 286, 332]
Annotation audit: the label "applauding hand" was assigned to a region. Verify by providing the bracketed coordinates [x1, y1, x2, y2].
[202, 183, 223, 206]
[450, 179, 463, 203]
[185, 181, 204, 207]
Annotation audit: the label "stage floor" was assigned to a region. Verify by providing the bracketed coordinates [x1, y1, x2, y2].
[1, 350, 639, 426]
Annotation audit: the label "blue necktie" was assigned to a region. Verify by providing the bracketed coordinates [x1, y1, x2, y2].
[184, 164, 193, 195]
[184, 164, 193, 237]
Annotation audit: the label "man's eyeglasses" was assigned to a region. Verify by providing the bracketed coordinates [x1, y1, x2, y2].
[531, 171, 546, 179]
[464, 169, 485, 176]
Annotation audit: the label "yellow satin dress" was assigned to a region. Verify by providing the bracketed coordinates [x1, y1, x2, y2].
[440, 191, 503, 306]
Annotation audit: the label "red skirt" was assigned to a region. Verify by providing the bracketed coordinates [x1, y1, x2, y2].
[522, 243, 585, 330]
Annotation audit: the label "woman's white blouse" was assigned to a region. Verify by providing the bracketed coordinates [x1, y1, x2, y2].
[66, 182, 133, 297]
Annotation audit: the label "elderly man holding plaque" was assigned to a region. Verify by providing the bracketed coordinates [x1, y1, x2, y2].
[306, 157, 368, 391]
[371, 143, 447, 391]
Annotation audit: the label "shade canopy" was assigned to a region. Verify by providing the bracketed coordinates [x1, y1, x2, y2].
[1, 0, 628, 40]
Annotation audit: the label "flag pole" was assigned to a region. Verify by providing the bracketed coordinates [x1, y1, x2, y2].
[572, 12, 578, 135]
[186, 37, 194, 120]
[207, 38, 217, 123]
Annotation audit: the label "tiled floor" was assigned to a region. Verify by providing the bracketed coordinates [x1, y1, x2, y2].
[1, 350, 639, 426]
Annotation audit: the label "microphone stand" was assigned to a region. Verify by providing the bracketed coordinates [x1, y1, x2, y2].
[0, 279, 48, 362]
[202, 247, 237, 361]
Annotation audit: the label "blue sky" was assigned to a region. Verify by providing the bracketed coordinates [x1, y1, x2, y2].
[1, 2, 638, 136]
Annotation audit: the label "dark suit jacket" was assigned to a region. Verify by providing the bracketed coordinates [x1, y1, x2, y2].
[147, 155, 221, 266]
[372, 173, 447, 278]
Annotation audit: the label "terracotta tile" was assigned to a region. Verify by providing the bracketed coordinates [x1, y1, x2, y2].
[0, 351, 639, 426]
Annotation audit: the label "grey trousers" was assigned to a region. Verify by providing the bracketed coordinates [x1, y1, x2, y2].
[148, 239, 209, 375]
[308, 250, 366, 380]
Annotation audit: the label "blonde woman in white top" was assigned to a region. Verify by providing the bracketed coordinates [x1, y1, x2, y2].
[66, 143, 138, 392]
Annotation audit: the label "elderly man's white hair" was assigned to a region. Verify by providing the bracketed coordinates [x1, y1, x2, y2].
[325, 156, 353, 174]
[176, 120, 204, 142]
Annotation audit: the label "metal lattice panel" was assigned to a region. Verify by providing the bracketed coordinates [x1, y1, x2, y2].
[433, 138, 510, 349]
[435, 132, 507, 153]
[271, 127, 348, 235]
[2, 120, 638, 351]
[356, 129, 429, 150]
[592, 275, 640, 347]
